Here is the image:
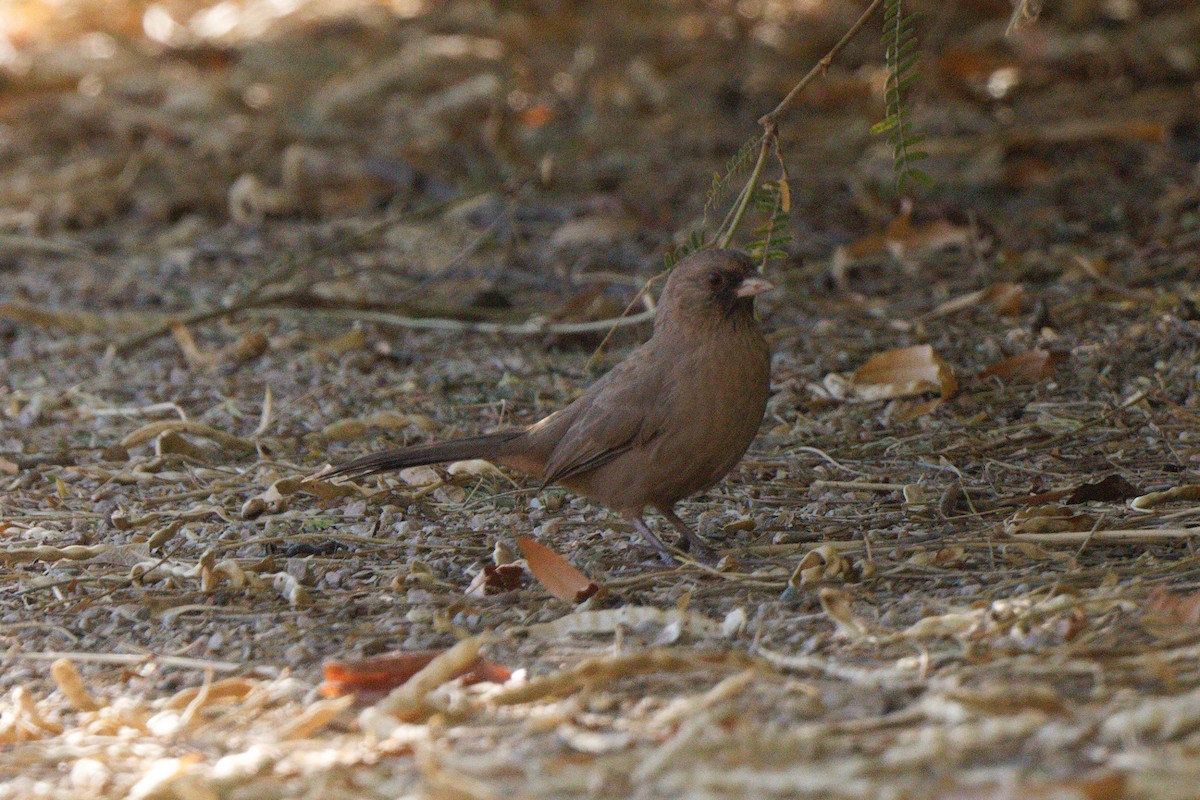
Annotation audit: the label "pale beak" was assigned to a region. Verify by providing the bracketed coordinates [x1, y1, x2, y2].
[734, 275, 775, 298]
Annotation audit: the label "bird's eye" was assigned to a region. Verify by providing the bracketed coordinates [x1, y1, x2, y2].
[707, 271, 723, 288]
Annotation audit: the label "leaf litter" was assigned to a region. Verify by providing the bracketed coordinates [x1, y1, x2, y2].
[3, 0, 1200, 798]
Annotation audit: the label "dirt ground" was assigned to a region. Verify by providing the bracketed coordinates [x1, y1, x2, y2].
[3, 0, 1200, 797]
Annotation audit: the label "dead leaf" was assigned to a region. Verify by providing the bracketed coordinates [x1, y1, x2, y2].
[321, 649, 511, 701]
[277, 696, 354, 740]
[831, 203, 972, 286]
[121, 421, 255, 455]
[171, 323, 213, 369]
[1144, 587, 1200, 626]
[943, 684, 1065, 716]
[517, 537, 603, 604]
[902, 610, 983, 639]
[936, 771, 1126, 800]
[977, 348, 1066, 382]
[465, 563, 526, 597]
[171, 324, 269, 371]
[49, 659, 101, 712]
[1005, 504, 1096, 535]
[788, 544, 849, 588]
[447, 459, 501, 477]
[321, 418, 368, 441]
[851, 345, 958, 401]
[818, 587, 869, 639]
[984, 282, 1027, 316]
[1130, 484, 1200, 511]
[926, 282, 1026, 319]
[1067, 474, 1142, 504]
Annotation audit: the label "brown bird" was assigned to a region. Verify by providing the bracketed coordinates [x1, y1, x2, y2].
[327, 249, 772, 561]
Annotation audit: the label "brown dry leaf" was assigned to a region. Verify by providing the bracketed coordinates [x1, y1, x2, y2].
[447, 459, 501, 478]
[943, 684, 1065, 716]
[276, 695, 354, 740]
[788, 544, 848, 588]
[155, 431, 210, 460]
[1143, 587, 1200, 627]
[926, 282, 1026, 319]
[321, 409, 436, 442]
[0, 300, 142, 334]
[163, 677, 257, 710]
[171, 323, 215, 369]
[851, 345, 958, 401]
[831, 204, 971, 285]
[321, 418, 368, 441]
[1067, 474, 1142, 504]
[517, 537, 603, 604]
[818, 587, 870, 639]
[937, 771, 1126, 800]
[242, 475, 357, 519]
[935, 48, 1021, 98]
[1005, 504, 1096, 535]
[121, 421, 255, 455]
[1130, 484, 1200, 511]
[321, 649, 512, 701]
[50, 659, 101, 712]
[314, 326, 368, 356]
[899, 218, 972, 255]
[378, 411, 438, 432]
[984, 282, 1027, 316]
[977, 348, 1066, 382]
[0, 456, 18, 475]
[171, 325, 268, 371]
[902, 609, 983, 639]
[1016, 118, 1167, 147]
[1004, 541, 1073, 563]
[465, 563, 527, 597]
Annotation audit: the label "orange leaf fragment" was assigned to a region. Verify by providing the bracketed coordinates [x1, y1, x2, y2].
[1144, 587, 1200, 627]
[517, 537, 603, 604]
[937, 770, 1126, 800]
[852, 345, 957, 401]
[321, 650, 511, 700]
[981, 282, 1026, 316]
[926, 282, 1026, 320]
[520, 104, 554, 128]
[977, 348, 1066, 382]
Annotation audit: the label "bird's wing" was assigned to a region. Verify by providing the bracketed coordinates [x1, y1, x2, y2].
[539, 351, 667, 487]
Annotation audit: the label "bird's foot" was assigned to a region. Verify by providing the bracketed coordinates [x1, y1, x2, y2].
[631, 516, 679, 565]
[657, 506, 718, 565]
[678, 536, 718, 565]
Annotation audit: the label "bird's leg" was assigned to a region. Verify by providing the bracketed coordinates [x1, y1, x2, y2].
[656, 505, 717, 563]
[631, 516, 677, 565]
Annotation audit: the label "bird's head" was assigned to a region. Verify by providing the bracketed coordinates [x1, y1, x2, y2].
[656, 249, 774, 332]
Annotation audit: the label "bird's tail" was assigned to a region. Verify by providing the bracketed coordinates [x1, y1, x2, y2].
[324, 431, 527, 479]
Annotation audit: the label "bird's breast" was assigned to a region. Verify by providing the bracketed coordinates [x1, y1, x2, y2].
[645, 328, 770, 501]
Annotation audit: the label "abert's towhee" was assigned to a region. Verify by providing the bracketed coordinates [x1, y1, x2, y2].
[328, 249, 773, 561]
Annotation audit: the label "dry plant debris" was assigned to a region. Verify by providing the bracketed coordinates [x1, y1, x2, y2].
[3, 0, 1200, 797]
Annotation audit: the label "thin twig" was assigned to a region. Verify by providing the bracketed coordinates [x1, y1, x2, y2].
[246, 305, 656, 336]
[13, 650, 245, 672]
[585, 270, 667, 371]
[758, 0, 889, 128]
